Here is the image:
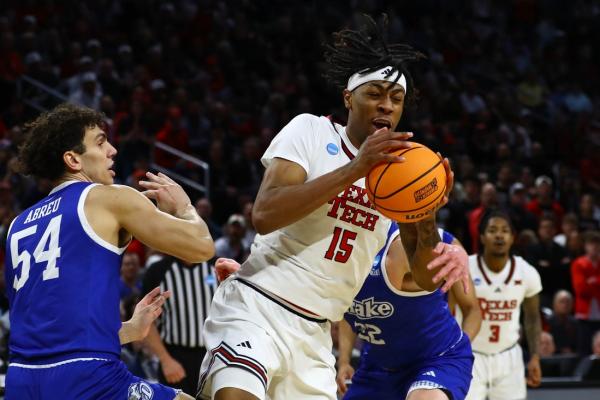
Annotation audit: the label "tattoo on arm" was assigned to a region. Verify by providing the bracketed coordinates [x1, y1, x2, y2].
[523, 295, 542, 357]
[415, 219, 440, 248]
[398, 223, 417, 259]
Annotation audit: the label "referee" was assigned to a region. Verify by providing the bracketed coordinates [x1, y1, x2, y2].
[142, 255, 217, 394]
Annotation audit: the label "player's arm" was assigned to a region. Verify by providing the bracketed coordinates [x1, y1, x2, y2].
[89, 174, 214, 263]
[143, 323, 186, 383]
[523, 294, 542, 387]
[336, 319, 357, 395]
[253, 128, 412, 234]
[449, 272, 481, 341]
[397, 158, 469, 293]
[119, 287, 170, 344]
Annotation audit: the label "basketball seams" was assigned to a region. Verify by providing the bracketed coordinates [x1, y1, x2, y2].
[371, 144, 423, 202]
[374, 158, 443, 200]
[375, 180, 447, 214]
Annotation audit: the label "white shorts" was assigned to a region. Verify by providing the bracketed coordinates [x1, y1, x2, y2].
[465, 344, 526, 400]
[197, 278, 337, 400]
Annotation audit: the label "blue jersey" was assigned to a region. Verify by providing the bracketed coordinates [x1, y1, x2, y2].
[5, 181, 127, 363]
[344, 223, 464, 370]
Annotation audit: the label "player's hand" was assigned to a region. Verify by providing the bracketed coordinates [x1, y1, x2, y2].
[129, 287, 171, 341]
[139, 172, 192, 217]
[349, 128, 413, 178]
[336, 362, 355, 395]
[526, 355, 542, 387]
[215, 257, 241, 283]
[161, 355, 187, 384]
[438, 154, 454, 207]
[427, 242, 470, 294]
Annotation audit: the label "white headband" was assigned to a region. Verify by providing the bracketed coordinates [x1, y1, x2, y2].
[346, 66, 407, 94]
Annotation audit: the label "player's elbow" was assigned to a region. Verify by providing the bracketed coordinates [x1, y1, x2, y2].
[183, 237, 215, 263]
[252, 210, 276, 235]
[412, 271, 439, 292]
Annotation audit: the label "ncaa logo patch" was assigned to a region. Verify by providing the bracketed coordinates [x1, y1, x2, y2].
[326, 143, 339, 155]
[473, 277, 482, 286]
[128, 381, 154, 400]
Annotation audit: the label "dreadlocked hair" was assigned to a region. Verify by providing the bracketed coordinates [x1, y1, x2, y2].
[323, 14, 425, 104]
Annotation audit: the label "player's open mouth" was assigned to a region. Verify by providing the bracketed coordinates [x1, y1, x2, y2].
[372, 119, 391, 130]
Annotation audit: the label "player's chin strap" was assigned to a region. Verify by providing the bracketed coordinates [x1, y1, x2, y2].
[346, 66, 407, 93]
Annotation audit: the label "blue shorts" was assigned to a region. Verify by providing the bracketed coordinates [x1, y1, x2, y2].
[344, 335, 473, 400]
[6, 358, 180, 400]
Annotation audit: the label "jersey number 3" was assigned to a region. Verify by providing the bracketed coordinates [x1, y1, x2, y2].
[10, 215, 62, 291]
[325, 227, 357, 263]
[489, 324, 501, 343]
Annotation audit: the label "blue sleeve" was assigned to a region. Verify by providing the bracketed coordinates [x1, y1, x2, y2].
[441, 230, 455, 245]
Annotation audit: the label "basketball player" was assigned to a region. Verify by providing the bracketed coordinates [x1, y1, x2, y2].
[336, 225, 481, 400]
[465, 210, 542, 400]
[198, 16, 469, 400]
[5, 103, 214, 399]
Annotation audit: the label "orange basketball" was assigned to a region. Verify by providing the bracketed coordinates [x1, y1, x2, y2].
[366, 142, 447, 223]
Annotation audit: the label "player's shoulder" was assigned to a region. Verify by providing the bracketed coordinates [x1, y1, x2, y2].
[513, 255, 541, 277]
[86, 184, 143, 208]
[468, 254, 478, 267]
[287, 113, 335, 133]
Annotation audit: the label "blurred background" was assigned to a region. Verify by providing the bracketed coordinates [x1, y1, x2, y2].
[0, 0, 598, 397]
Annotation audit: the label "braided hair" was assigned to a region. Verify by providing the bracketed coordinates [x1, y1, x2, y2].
[323, 14, 425, 104]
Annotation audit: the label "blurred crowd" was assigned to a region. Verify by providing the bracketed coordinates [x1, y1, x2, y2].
[0, 0, 599, 382]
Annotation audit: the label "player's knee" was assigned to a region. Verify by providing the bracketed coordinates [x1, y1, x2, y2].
[175, 393, 195, 400]
[214, 387, 261, 400]
[407, 388, 450, 400]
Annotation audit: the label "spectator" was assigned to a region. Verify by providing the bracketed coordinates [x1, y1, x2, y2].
[68, 71, 102, 110]
[214, 214, 249, 263]
[554, 213, 580, 247]
[571, 231, 600, 354]
[468, 182, 498, 252]
[119, 252, 142, 301]
[578, 193, 600, 232]
[547, 290, 580, 355]
[527, 175, 565, 224]
[540, 331, 556, 357]
[506, 181, 538, 233]
[526, 215, 572, 306]
[194, 197, 222, 240]
[154, 106, 190, 170]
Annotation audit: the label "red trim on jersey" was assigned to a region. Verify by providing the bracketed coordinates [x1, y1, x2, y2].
[504, 256, 516, 284]
[327, 116, 356, 160]
[477, 255, 516, 285]
[477, 255, 492, 285]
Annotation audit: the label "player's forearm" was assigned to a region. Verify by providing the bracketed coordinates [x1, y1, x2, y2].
[174, 204, 215, 261]
[405, 218, 441, 292]
[253, 163, 362, 234]
[143, 323, 172, 362]
[337, 320, 358, 365]
[524, 311, 542, 357]
[461, 306, 482, 341]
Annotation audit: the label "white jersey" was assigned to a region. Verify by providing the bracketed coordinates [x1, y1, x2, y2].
[468, 254, 542, 355]
[237, 114, 391, 321]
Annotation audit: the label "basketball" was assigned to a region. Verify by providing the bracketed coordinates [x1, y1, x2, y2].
[366, 142, 447, 223]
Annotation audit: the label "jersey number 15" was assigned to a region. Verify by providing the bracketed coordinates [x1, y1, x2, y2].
[10, 215, 62, 291]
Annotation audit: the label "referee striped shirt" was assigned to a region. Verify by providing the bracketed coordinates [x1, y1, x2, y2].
[141, 256, 217, 348]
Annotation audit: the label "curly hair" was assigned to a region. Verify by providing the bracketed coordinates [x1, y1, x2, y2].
[323, 14, 425, 104]
[18, 103, 105, 181]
